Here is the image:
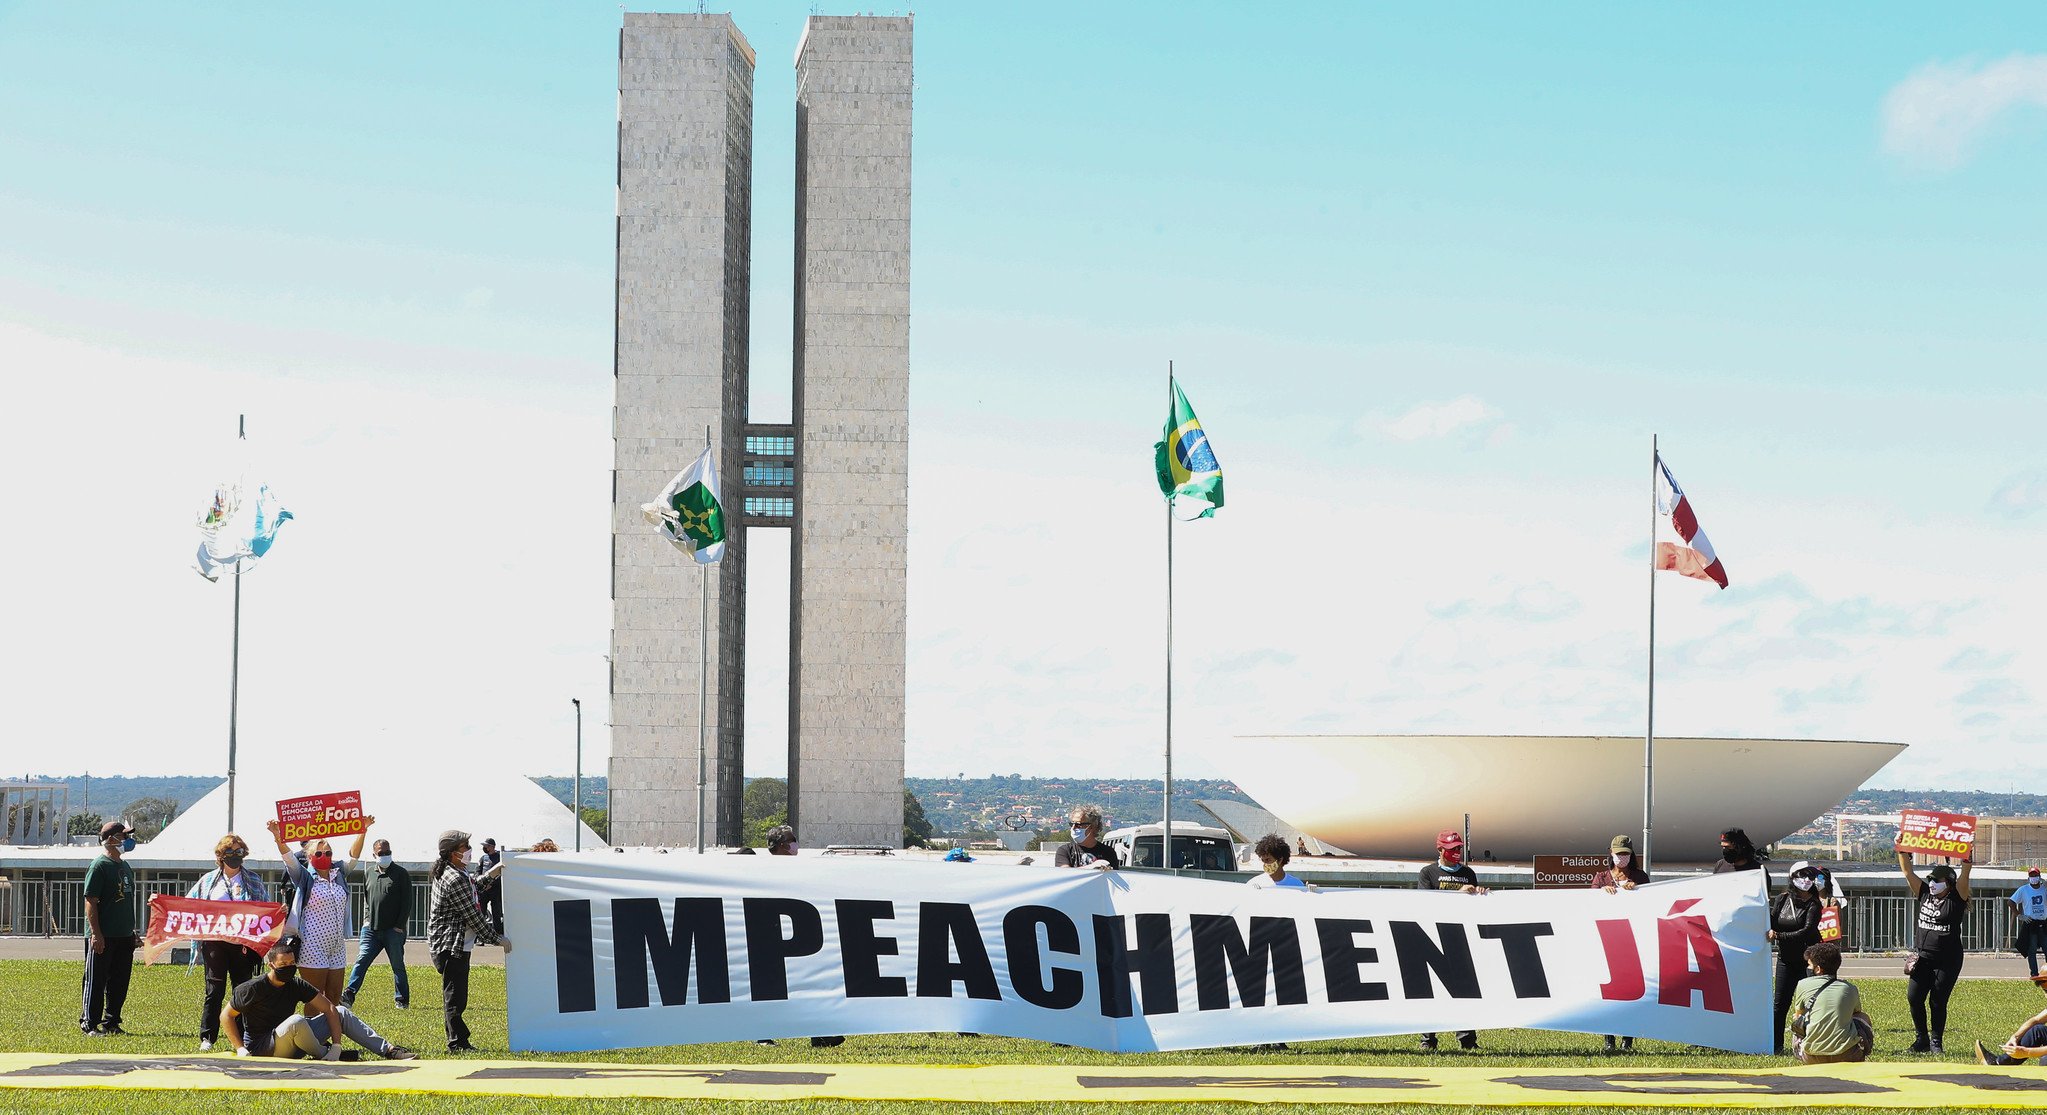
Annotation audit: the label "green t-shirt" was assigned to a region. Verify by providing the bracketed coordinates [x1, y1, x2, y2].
[84, 854, 137, 938]
[1792, 974, 1862, 1056]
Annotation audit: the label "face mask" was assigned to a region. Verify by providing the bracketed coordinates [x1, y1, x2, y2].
[2032, 879, 2042, 889]
[222, 853, 246, 868]
[1793, 876, 1815, 891]
[1928, 880, 1949, 896]
[271, 964, 297, 983]
[119, 837, 136, 853]
[1720, 846, 1742, 863]
[376, 854, 394, 868]
[1439, 847, 1463, 866]
[1613, 853, 1632, 865]
[310, 853, 334, 873]
[1070, 826, 1088, 840]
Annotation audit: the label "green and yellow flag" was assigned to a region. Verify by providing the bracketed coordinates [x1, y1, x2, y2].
[1154, 379, 1224, 518]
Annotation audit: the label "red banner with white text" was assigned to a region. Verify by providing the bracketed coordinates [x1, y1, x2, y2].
[143, 895, 288, 964]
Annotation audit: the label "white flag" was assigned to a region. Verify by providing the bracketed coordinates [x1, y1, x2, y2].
[641, 447, 727, 565]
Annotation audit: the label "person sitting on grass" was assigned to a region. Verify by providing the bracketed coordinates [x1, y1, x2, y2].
[222, 935, 415, 1061]
[1976, 973, 2047, 1065]
[1789, 942, 1872, 1064]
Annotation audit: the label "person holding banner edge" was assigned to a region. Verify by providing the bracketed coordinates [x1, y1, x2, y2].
[1899, 849, 1971, 1054]
[1767, 861, 1827, 1054]
[1417, 829, 1484, 1052]
[1590, 834, 1650, 1054]
[266, 814, 372, 1007]
[188, 832, 271, 1051]
[428, 829, 509, 1053]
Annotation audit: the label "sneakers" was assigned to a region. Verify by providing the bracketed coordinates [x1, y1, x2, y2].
[198, 1039, 215, 1053]
[321, 1043, 343, 1062]
[1908, 1035, 1932, 1054]
[1602, 1036, 1617, 1054]
[394, 1000, 410, 1010]
[755, 1039, 777, 1046]
[810, 1036, 845, 1048]
[447, 1040, 478, 1054]
[337, 994, 354, 1009]
[1622, 1037, 1634, 1052]
[99, 1024, 127, 1036]
[383, 1045, 418, 1061]
[1930, 1038, 1946, 1055]
[1418, 1034, 1439, 1051]
[1458, 1032, 1479, 1051]
[1977, 1040, 2000, 1065]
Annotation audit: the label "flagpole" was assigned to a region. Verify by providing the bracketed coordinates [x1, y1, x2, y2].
[1163, 363, 1175, 873]
[697, 425, 710, 854]
[226, 413, 245, 833]
[1644, 434, 1658, 875]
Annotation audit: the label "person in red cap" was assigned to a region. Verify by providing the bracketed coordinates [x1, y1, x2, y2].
[1416, 828, 1485, 1051]
[1976, 973, 2047, 1065]
[2009, 868, 2047, 978]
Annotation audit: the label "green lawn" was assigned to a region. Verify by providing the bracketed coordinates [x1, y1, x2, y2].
[5, 958, 2040, 1113]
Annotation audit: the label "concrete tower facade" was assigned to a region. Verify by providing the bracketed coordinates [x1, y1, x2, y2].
[610, 13, 909, 851]
[788, 16, 914, 848]
[610, 13, 755, 848]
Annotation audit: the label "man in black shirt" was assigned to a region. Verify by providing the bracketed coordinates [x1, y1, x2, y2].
[1055, 805, 1119, 871]
[224, 936, 415, 1060]
[341, 837, 413, 1010]
[1417, 829, 1485, 1051]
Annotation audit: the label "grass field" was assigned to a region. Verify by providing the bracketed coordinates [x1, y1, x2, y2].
[5, 958, 2041, 1113]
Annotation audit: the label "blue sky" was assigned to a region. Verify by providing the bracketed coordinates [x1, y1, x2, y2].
[3, 3, 2043, 795]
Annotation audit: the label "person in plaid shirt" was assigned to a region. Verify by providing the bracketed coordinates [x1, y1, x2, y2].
[427, 829, 508, 1053]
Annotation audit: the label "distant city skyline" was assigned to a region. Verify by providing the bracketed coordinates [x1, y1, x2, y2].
[2, 4, 2042, 792]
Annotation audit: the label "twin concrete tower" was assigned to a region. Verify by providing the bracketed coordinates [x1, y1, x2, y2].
[609, 13, 911, 848]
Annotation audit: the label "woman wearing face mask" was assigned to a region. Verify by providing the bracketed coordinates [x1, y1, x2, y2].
[188, 833, 273, 1051]
[1767, 862, 1827, 1054]
[1899, 850, 1972, 1054]
[1712, 827, 1769, 892]
[1589, 835, 1650, 1054]
[265, 815, 373, 1007]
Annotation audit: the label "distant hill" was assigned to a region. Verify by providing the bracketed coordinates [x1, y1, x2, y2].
[1838, 788, 2047, 818]
[17, 774, 225, 817]
[531, 776, 609, 812]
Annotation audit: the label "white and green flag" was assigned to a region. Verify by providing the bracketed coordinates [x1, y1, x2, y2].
[643, 446, 726, 564]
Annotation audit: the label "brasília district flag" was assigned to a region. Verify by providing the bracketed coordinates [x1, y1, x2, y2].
[194, 479, 293, 581]
[1154, 379, 1224, 518]
[1654, 454, 1728, 589]
[643, 446, 726, 564]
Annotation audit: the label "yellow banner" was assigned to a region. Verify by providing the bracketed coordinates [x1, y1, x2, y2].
[2, 1053, 2046, 1106]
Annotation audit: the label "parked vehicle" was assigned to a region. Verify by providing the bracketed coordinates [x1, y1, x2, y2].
[1103, 821, 1237, 872]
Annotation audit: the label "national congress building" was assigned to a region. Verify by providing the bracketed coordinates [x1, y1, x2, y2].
[609, 13, 911, 849]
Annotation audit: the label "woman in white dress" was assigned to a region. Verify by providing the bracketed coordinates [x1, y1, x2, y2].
[266, 816, 373, 1006]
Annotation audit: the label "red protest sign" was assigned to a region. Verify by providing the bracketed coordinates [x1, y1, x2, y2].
[275, 790, 366, 843]
[1817, 905, 1842, 943]
[1895, 810, 1976, 860]
[143, 895, 287, 964]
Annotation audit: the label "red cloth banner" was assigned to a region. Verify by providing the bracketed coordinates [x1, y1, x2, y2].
[143, 895, 288, 964]
[275, 789, 366, 843]
[1895, 810, 1976, 860]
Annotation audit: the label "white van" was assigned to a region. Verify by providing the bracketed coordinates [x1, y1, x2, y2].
[1103, 820, 1238, 872]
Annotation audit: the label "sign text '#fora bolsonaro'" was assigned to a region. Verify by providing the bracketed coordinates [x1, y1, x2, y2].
[274, 790, 366, 843]
[503, 856, 1773, 1054]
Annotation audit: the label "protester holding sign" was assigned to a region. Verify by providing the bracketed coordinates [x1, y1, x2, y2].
[2009, 868, 2047, 978]
[1898, 848, 1971, 1054]
[427, 829, 509, 1054]
[1590, 835, 1650, 1054]
[187, 833, 272, 1051]
[1417, 829, 1484, 1052]
[266, 813, 373, 1006]
[1767, 862, 1827, 1054]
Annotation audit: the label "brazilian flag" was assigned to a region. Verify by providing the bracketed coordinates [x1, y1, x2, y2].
[1154, 379, 1224, 518]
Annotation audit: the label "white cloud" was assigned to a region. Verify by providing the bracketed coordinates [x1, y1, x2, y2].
[1374, 395, 1504, 442]
[1991, 470, 2047, 517]
[1881, 54, 2047, 170]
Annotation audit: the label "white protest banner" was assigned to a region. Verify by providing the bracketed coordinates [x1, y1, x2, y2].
[504, 856, 1769, 1054]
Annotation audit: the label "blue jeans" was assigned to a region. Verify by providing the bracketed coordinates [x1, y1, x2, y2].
[341, 927, 409, 1006]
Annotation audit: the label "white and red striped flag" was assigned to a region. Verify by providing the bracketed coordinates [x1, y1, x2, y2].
[1654, 455, 1728, 589]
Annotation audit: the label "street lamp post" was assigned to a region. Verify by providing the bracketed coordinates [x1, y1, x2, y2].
[571, 698, 582, 853]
